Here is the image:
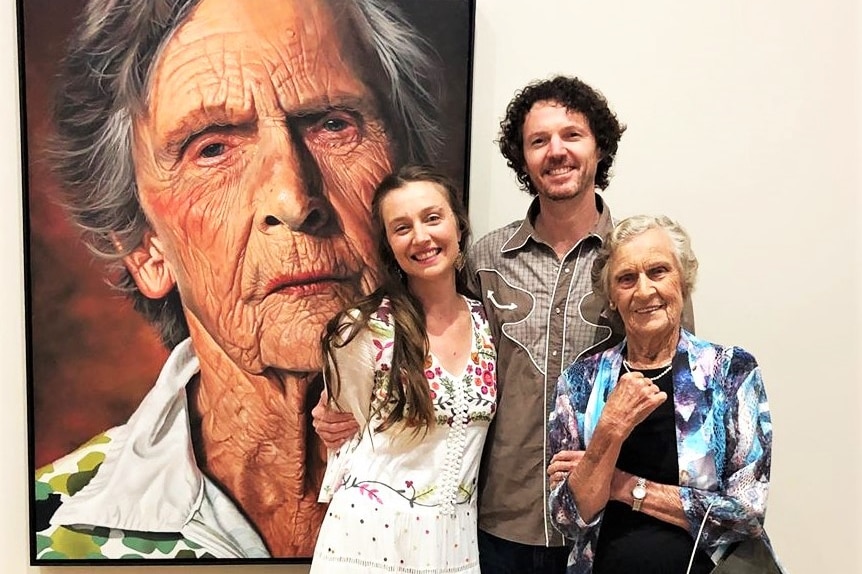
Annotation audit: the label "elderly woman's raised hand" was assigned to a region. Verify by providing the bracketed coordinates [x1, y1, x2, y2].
[601, 371, 667, 437]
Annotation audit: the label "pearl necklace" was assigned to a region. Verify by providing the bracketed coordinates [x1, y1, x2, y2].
[623, 359, 672, 380]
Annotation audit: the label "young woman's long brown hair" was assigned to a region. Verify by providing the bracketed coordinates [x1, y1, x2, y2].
[321, 164, 473, 433]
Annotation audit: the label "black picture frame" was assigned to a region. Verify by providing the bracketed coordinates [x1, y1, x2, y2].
[21, 0, 475, 564]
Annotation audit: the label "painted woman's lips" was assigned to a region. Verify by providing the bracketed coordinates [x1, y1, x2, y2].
[265, 271, 352, 296]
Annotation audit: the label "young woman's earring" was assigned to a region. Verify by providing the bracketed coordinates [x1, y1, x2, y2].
[454, 250, 466, 271]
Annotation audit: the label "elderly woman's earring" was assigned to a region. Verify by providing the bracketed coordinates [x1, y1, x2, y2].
[609, 301, 617, 310]
[454, 250, 466, 271]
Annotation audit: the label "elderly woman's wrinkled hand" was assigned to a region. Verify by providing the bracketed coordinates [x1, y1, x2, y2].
[603, 372, 667, 437]
[548, 450, 585, 489]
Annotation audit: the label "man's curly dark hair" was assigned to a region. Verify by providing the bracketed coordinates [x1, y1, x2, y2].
[498, 76, 626, 195]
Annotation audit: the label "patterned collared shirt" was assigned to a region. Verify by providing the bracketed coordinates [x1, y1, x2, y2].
[466, 194, 621, 547]
[34, 339, 269, 560]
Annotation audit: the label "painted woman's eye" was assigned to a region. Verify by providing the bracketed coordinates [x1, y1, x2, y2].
[199, 142, 227, 158]
[303, 109, 362, 153]
[321, 117, 351, 132]
[182, 129, 245, 169]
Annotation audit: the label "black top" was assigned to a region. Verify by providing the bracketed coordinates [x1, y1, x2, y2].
[593, 363, 714, 574]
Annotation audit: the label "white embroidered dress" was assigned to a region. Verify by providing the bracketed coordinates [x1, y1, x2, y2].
[311, 297, 496, 573]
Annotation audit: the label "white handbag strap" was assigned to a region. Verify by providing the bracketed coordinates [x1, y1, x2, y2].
[686, 501, 715, 574]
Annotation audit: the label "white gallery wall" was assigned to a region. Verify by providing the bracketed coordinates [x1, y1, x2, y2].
[1, 1, 859, 573]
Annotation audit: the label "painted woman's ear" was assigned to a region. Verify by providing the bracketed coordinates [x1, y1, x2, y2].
[122, 232, 176, 299]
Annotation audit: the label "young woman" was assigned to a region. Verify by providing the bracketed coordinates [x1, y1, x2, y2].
[310, 165, 496, 573]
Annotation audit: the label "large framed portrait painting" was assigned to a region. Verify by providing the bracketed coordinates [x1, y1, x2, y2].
[21, 0, 476, 564]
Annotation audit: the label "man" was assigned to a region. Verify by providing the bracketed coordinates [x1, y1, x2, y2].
[467, 75, 627, 573]
[33, 0, 443, 560]
[469, 76, 693, 573]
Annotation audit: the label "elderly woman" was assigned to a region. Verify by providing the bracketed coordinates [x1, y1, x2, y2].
[547, 215, 780, 573]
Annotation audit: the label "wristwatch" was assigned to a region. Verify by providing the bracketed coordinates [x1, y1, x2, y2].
[631, 477, 647, 512]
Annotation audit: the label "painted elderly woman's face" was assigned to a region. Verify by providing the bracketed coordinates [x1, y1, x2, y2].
[608, 228, 685, 343]
[128, 0, 391, 374]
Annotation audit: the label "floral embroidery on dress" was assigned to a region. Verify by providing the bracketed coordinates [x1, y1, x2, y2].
[355, 297, 495, 511]
[337, 474, 478, 509]
[369, 298, 496, 427]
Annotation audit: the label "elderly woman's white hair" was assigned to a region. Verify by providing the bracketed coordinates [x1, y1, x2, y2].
[591, 214, 699, 326]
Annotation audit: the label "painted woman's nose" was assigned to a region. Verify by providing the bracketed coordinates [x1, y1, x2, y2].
[257, 135, 336, 236]
[262, 188, 331, 235]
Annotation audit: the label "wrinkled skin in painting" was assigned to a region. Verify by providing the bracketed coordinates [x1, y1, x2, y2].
[125, 0, 391, 555]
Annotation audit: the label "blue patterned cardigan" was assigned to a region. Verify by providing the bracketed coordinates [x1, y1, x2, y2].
[548, 329, 776, 573]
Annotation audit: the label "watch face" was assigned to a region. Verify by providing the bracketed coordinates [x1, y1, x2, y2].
[632, 485, 647, 500]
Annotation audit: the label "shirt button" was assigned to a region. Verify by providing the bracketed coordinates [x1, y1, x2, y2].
[555, 308, 561, 314]
[564, 268, 571, 274]
[552, 351, 558, 357]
